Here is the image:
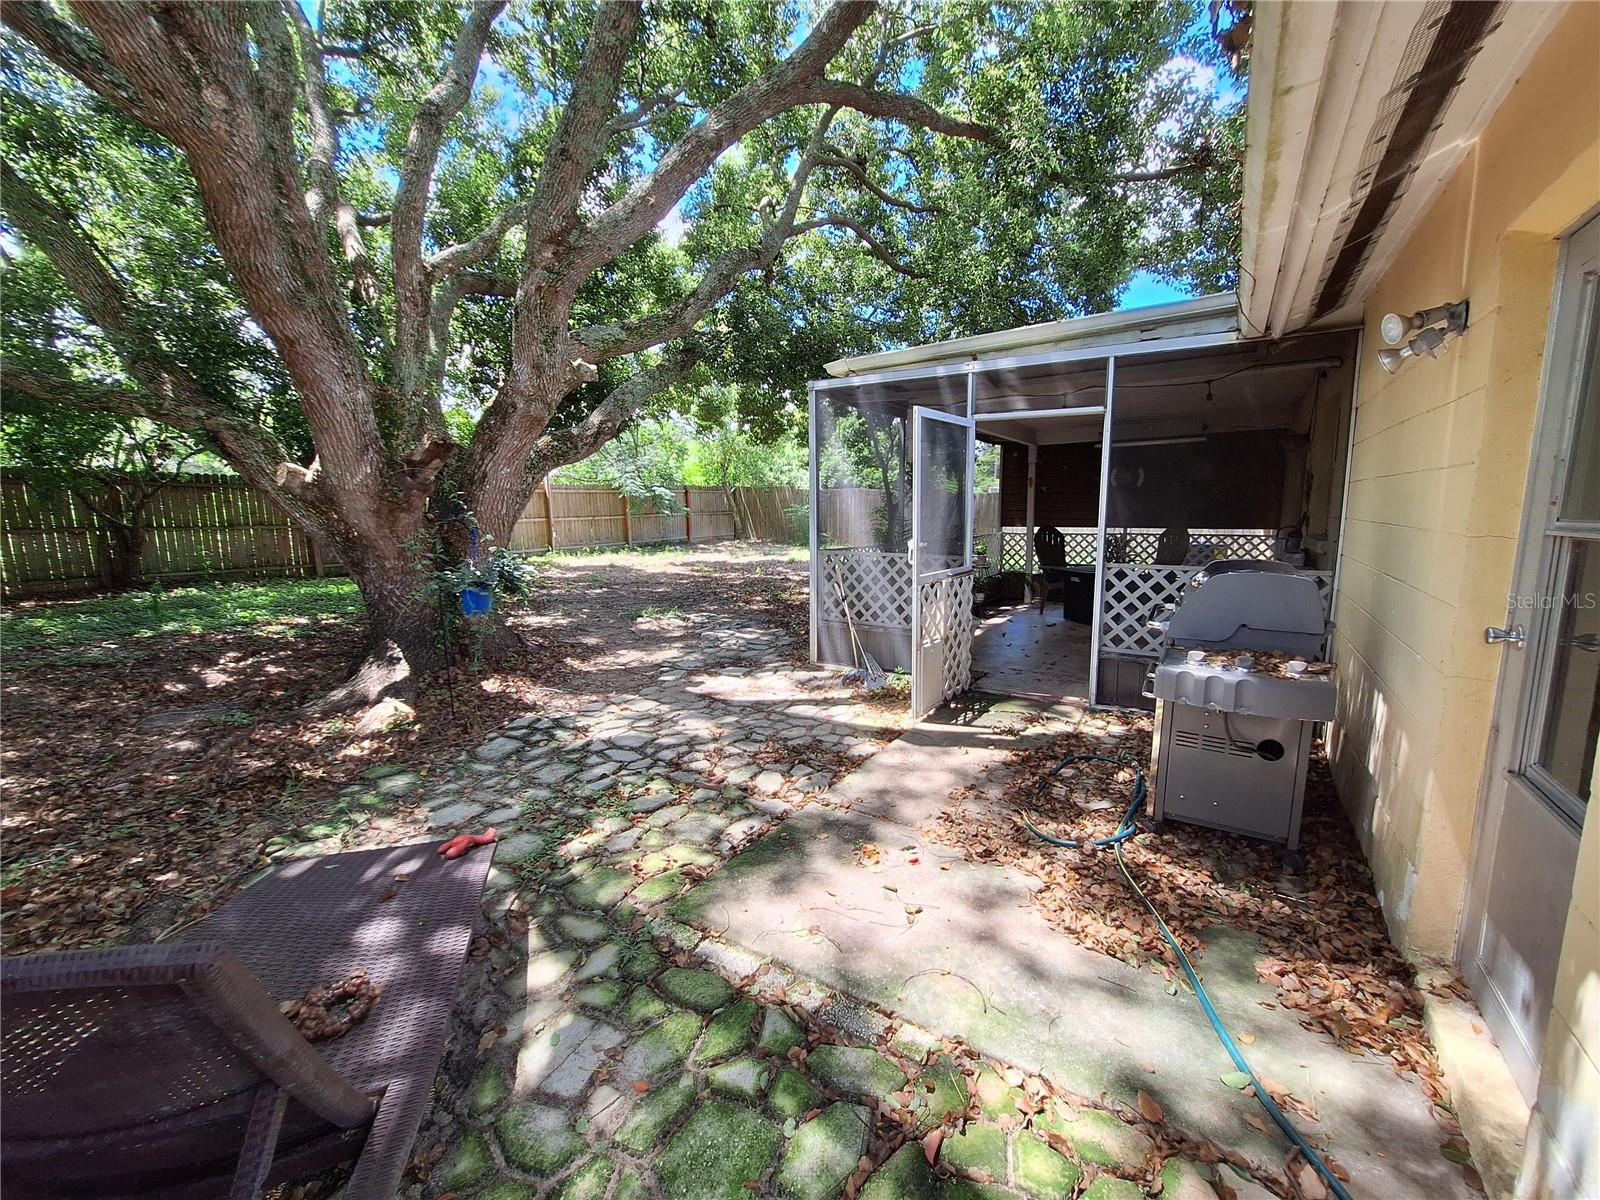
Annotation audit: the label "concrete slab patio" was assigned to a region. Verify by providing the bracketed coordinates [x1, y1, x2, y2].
[673, 697, 1477, 1200]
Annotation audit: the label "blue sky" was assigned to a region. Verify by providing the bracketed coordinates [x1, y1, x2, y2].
[1118, 270, 1197, 310]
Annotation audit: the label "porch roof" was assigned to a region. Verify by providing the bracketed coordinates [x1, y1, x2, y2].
[820, 292, 1238, 380]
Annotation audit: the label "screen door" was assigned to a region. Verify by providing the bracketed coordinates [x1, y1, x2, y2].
[910, 406, 976, 719]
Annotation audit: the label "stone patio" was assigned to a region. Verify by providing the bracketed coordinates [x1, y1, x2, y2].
[267, 565, 1477, 1200]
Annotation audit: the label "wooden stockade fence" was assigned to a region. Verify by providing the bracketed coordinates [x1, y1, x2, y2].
[0, 474, 744, 597]
[0, 472, 999, 595]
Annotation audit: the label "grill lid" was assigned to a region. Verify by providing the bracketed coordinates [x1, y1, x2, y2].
[1157, 560, 1329, 655]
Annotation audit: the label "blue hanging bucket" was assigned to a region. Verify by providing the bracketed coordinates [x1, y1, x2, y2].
[460, 585, 494, 616]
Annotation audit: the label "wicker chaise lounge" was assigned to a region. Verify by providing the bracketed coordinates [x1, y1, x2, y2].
[1, 838, 495, 1199]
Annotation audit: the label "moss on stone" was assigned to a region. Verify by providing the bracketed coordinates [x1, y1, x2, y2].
[622, 1009, 702, 1079]
[566, 867, 634, 910]
[940, 1182, 1021, 1200]
[1157, 1157, 1219, 1200]
[615, 1073, 697, 1152]
[468, 1062, 509, 1114]
[632, 869, 688, 904]
[614, 1168, 650, 1200]
[435, 1131, 492, 1191]
[970, 1066, 1023, 1120]
[619, 986, 671, 1028]
[768, 1065, 824, 1119]
[776, 1102, 871, 1200]
[697, 997, 758, 1062]
[1079, 1178, 1145, 1200]
[708, 1056, 769, 1101]
[1033, 1106, 1151, 1170]
[658, 1100, 782, 1200]
[553, 1156, 615, 1200]
[908, 1057, 970, 1134]
[575, 979, 627, 1010]
[494, 1103, 585, 1176]
[940, 1122, 1008, 1184]
[860, 1142, 939, 1200]
[1013, 1134, 1082, 1198]
[757, 1007, 805, 1056]
[805, 1044, 907, 1103]
[658, 967, 735, 1012]
[620, 942, 666, 981]
[476, 1181, 536, 1200]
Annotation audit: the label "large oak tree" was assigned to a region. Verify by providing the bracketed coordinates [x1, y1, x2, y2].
[0, 0, 1239, 707]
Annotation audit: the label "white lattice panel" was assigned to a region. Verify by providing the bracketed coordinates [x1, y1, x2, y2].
[1098, 565, 1334, 658]
[1099, 566, 1201, 656]
[998, 527, 1283, 567]
[821, 549, 911, 629]
[920, 573, 974, 701]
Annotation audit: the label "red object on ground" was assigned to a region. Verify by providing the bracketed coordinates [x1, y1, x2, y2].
[438, 828, 497, 859]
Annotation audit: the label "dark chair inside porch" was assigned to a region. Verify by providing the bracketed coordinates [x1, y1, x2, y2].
[0, 839, 494, 1200]
[1033, 526, 1071, 614]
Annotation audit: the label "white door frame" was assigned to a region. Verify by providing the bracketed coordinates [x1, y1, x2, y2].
[910, 401, 976, 719]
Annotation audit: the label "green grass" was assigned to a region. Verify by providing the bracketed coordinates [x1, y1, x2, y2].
[2, 577, 362, 653]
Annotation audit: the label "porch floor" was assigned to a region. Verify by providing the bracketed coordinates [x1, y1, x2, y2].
[970, 600, 1092, 702]
[674, 696, 1480, 1200]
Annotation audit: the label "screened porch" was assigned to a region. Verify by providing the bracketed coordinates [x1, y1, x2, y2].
[807, 325, 1357, 717]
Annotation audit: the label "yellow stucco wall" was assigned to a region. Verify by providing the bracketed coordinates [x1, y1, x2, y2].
[1327, 5, 1598, 1195]
[1330, 0, 1599, 961]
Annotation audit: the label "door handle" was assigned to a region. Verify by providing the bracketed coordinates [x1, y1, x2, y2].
[1485, 625, 1526, 648]
[1569, 633, 1600, 653]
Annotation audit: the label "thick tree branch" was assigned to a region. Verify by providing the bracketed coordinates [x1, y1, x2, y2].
[284, 0, 381, 308]
[59, 2, 387, 502]
[569, 1, 875, 276]
[0, 1, 153, 125]
[529, 347, 701, 476]
[1105, 145, 1218, 185]
[523, 2, 643, 247]
[427, 198, 531, 278]
[800, 79, 996, 143]
[606, 90, 692, 133]
[390, 0, 505, 398]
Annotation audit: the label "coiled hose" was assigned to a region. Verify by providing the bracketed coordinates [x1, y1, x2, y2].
[1021, 753, 1354, 1200]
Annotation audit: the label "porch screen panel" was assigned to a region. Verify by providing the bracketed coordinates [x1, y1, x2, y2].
[915, 413, 971, 576]
[813, 386, 914, 673]
[1096, 348, 1336, 704]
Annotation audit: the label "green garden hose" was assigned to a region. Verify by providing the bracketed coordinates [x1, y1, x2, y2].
[1021, 754, 1354, 1200]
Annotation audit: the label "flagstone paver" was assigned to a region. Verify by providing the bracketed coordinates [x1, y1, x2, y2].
[386, 596, 1282, 1200]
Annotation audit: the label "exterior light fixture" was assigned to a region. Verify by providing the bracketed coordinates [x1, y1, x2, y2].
[1376, 298, 1469, 373]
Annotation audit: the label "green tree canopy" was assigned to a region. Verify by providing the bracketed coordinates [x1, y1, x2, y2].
[0, 0, 1245, 703]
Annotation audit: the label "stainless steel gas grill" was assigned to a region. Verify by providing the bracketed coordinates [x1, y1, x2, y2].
[1147, 561, 1335, 851]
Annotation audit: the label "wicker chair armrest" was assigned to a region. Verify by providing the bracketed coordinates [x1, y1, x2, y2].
[2, 944, 375, 1129]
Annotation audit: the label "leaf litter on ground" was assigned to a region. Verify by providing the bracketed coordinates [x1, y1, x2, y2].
[923, 712, 1455, 1114]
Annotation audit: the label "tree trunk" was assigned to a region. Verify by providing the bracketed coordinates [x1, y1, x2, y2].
[96, 522, 144, 589]
[311, 506, 530, 716]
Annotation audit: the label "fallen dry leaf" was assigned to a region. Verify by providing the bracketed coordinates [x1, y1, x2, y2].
[922, 1128, 944, 1165]
[1137, 1089, 1164, 1123]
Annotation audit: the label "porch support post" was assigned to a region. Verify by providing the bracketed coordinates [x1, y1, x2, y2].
[965, 368, 977, 567]
[1024, 443, 1037, 591]
[808, 383, 820, 665]
[1089, 356, 1117, 707]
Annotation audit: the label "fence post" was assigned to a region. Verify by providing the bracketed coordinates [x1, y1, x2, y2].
[542, 478, 555, 550]
[621, 489, 632, 546]
[308, 532, 324, 578]
[684, 488, 692, 543]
